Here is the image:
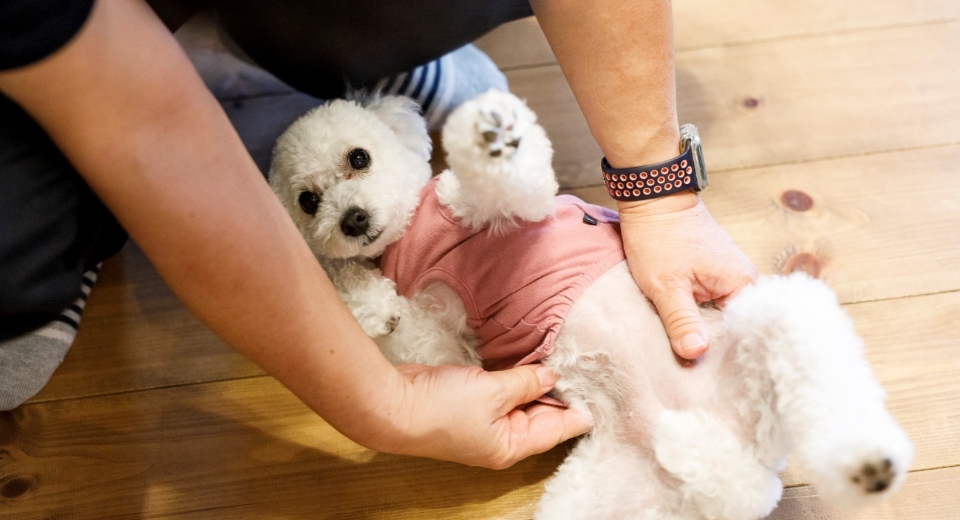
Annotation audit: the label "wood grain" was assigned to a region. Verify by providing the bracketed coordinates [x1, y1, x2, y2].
[1, 377, 564, 520]
[506, 21, 960, 188]
[475, 1, 960, 69]
[769, 466, 960, 520]
[7, 3, 958, 519]
[474, 18, 554, 72]
[673, 0, 960, 51]
[5, 291, 958, 519]
[565, 144, 960, 304]
[29, 242, 262, 404]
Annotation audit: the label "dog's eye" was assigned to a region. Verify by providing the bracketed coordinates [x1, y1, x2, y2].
[298, 191, 321, 215]
[348, 148, 370, 170]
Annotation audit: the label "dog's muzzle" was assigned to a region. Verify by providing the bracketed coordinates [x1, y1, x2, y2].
[340, 206, 370, 237]
[340, 206, 384, 246]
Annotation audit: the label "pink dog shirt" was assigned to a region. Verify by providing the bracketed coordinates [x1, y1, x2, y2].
[379, 178, 625, 371]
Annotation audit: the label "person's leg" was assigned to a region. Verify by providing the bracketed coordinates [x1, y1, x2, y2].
[0, 93, 127, 409]
[371, 43, 509, 131]
[147, 0, 213, 31]
[0, 266, 101, 410]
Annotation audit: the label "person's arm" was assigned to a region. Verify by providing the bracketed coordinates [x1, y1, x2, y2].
[0, 0, 591, 468]
[530, 0, 756, 359]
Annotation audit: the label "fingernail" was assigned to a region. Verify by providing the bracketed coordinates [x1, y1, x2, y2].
[534, 365, 557, 387]
[679, 333, 706, 357]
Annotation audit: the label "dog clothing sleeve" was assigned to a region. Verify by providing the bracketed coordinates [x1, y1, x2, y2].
[380, 178, 626, 371]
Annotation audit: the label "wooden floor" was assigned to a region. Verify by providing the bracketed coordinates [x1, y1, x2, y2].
[4, 1, 960, 518]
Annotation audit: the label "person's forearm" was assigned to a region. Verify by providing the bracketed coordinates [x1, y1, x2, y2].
[530, 0, 697, 213]
[531, 0, 757, 361]
[0, 0, 404, 448]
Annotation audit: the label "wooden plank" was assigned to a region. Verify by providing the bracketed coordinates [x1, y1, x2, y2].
[565, 144, 960, 304]
[152, 467, 960, 520]
[29, 242, 263, 404]
[674, 0, 960, 51]
[474, 18, 554, 71]
[508, 21, 960, 188]
[769, 466, 960, 520]
[0, 376, 565, 520]
[4, 291, 958, 518]
[475, 1, 960, 70]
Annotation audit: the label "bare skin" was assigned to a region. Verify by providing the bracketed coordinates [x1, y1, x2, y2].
[0, 0, 591, 469]
[531, 0, 757, 359]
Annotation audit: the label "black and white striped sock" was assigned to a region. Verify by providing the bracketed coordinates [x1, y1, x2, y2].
[0, 265, 100, 410]
[373, 44, 508, 132]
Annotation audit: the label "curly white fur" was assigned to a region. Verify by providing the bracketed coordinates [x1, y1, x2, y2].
[269, 90, 913, 519]
[437, 90, 558, 233]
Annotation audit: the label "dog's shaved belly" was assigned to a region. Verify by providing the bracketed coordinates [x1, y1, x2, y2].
[548, 261, 738, 438]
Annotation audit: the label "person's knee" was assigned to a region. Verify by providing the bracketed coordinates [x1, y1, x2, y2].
[0, 95, 126, 340]
[0, 212, 123, 340]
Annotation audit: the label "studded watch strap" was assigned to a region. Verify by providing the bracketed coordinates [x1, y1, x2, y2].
[601, 147, 698, 201]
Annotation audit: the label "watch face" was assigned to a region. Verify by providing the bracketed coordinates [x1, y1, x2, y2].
[680, 124, 708, 191]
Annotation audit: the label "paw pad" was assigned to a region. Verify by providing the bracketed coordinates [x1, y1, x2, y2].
[387, 314, 400, 335]
[476, 106, 522, 158]
[851, 458, 895, 494]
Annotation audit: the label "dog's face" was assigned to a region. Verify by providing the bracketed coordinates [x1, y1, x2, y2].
[269, 97, 433, 259]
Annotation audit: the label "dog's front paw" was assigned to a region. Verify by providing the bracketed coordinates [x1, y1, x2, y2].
[352, 296, 402, 338]
[359, 310, 400, 338]
[451, 90, 534, 160]
[328, 259, 406, 338]
[438, 89, 557, 228]
[477, 102, 525, 159]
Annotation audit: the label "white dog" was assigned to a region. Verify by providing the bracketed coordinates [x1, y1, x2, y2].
[269, 90, 913, 519]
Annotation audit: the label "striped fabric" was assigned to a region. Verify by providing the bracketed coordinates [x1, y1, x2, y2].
[0, 264, 101, 410]
[375, 56, 450, 129]
[52, 265, 99, 331]
[371, 44, 508, 132]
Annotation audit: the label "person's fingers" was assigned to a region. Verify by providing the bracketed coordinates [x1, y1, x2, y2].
[504, 406, 595, 464]
[524, 402, 561, 421]
[395, 363, 433, 379]
[488, 364, 557, 415]
[652, 288, 710, 359]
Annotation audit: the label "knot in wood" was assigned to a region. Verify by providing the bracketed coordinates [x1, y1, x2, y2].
[781, 190, 814, 212]
[782, 252, 822, 278]
[0, 475, 34, 499]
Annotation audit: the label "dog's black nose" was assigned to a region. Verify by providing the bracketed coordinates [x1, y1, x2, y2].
[340, 206, 370, 237]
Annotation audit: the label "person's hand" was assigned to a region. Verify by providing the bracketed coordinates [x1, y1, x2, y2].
[618, 191, 757, 359]
[378, 363, 594, 469]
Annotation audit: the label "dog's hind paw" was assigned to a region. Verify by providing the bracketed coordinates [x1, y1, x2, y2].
[850, 457, 896, 494]
[806, 423, 913, 508]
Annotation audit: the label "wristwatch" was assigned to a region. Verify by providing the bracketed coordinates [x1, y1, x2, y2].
[601, 124, 708, 201]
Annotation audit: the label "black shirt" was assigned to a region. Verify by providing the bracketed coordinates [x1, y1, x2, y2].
[0, 0, 95, 70]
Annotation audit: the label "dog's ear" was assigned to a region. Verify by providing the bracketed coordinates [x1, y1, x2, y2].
[364, 96, 433, 163]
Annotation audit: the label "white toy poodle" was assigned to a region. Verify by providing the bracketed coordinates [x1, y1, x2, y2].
[269, 90, 913, 519]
